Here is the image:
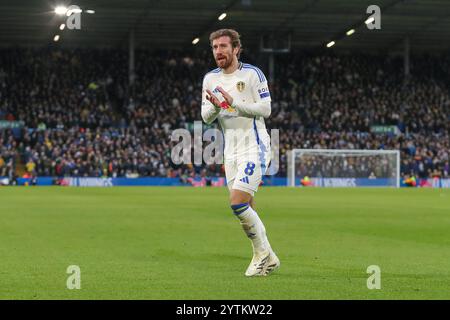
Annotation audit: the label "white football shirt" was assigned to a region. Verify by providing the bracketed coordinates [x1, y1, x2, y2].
[201, 62, 272, 161]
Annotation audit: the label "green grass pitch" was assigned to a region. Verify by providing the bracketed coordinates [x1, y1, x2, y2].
[1, 187, 449, 299]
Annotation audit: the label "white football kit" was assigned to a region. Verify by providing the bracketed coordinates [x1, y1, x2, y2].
[201, 62, 272, 196]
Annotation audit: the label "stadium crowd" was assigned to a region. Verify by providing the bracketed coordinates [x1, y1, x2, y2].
[0, 129, 17, 179]
[0, 48, 449, 181]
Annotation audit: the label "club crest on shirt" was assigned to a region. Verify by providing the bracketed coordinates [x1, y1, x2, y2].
[236, 81, 245, 92]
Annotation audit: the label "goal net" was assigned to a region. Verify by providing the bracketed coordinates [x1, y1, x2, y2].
[287, 149, 400, 187]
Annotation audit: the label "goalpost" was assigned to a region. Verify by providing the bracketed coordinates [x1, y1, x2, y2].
[287, 149, 401, 188]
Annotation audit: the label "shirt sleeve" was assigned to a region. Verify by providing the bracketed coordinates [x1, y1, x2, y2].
[201, 75, 221, 124]
[233, 69, 271, 118]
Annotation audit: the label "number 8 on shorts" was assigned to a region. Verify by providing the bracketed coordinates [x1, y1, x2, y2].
[244, 162, 256, 176]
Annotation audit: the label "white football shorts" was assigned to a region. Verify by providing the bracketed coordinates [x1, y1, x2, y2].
[225, 151, 271, 197]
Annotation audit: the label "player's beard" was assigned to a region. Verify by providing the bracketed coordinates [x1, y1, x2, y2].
[215, 54, 232, 69]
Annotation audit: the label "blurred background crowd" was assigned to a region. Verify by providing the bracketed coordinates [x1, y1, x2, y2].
[0, 48, 449, 181]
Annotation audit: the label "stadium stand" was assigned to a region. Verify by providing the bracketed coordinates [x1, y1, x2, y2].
[0, 48, 449, 180]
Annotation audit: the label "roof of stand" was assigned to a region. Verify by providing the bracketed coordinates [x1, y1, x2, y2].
[1, 0, 449, 52]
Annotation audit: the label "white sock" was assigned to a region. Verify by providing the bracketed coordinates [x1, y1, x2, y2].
[231, 203, 270, 255]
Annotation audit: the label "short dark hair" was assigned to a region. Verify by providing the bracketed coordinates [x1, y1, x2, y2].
[209, 29, 242, 58]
